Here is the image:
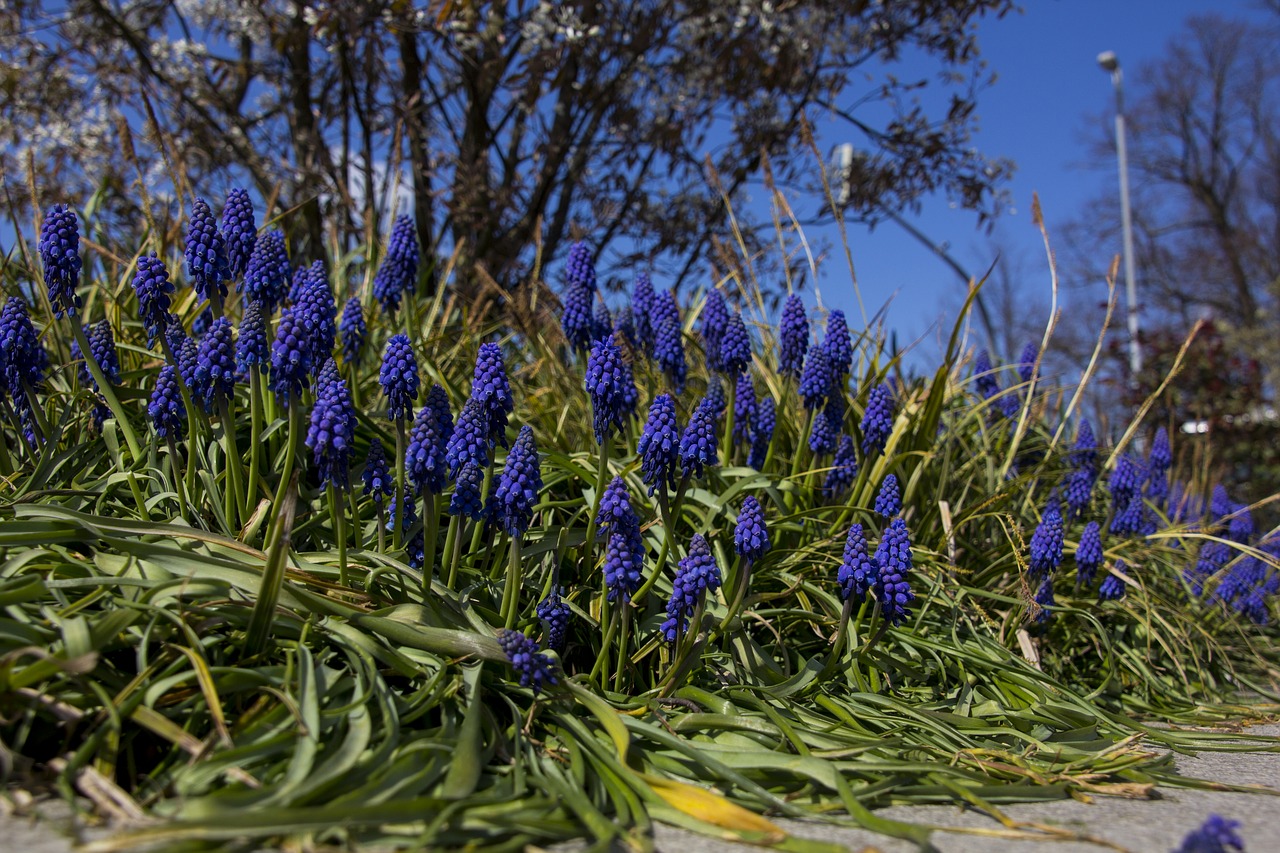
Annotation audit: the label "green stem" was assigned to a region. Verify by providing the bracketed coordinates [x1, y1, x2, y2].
[423, 491, 439, 595]
[786, 408, 817, 513]
[22, 384, 51, 444]
[582, 435, 611, 568]
[393, 419, 407, 552]
[0, 420, 13, 476]
[613, 604, 630, 693]
[349, 489, 363, 551]
[589, 608, 618, 686]
[127, 473, 151, 522]
[245, 370, 264, 518]
[270, 397, 302, 518]
[500, 536, 522, 629]
[70, 322, 142, 463]
[377, 502, 386, 553]
[167, 437, 189, 522]
[442, 513, 461, 590]
[634, 477, 688, 604]
[717, 557, 753, 636]
[218, 397, 244, 533]
[328, 485, 349, 587]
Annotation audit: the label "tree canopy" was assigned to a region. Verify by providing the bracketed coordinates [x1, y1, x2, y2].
[2, 0, 1013, 293]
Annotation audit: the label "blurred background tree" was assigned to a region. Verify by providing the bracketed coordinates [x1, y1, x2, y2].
[0, 0, 1013, 298]
[1057, 13, 1280, 508]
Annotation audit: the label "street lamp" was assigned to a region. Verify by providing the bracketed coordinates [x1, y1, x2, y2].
[1097, 50, 1143, 380]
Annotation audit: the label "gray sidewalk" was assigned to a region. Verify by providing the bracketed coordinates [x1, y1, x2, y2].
[4, 726, 1278, 852]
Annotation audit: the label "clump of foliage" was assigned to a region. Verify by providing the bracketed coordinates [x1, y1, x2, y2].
[0, 195, 1278, 852]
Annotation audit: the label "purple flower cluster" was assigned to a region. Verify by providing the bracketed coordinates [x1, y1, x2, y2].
[597, 476, 645, 602]
[874, 518, 915, 625]
[236, 300, 268, 376]
[536, 589, 571, 653]
[631, 273, 656, 354]
[660, 534, 722, 643]
[585, 335, 633, 445]
[700, 290, 729, 372]
[874, 474, 902, 518]
[269, 309, 311, 404]
[654, 308, 686, 394]
[798, 345, 831, 411]
[406, 384, 454, 495]
[184, 198, 230, 303]
[733, 496, 770, 563]
[496, 628, 558, 693]
[1098, 565, 1128, 602]
[824, 435, 858, 498]
[242, 230, 290, 313]
[1172, 814, 1244, 853]
[221, 188, 257, 280]
[306, 362, 356, 489]
[362, 438, 394, 506]
[1028, 498, 1064, 580]
[448, 462, 486, 520]
[372, 215, 420, 315]
[0, 297, 47, 397]
[147, 365, 186, 441]
[638, 393, 681, 495]
[861, 383, 895, 457]
[446, 396, 491, 476]
[491, 425, 541, 537]
[132, 254, 175, 346]
[822, 310, 852, 382]
[194, 317, 236, 408]
[39, 204, 82, 317]
[561, 242, 597, 352]
[838, 524, 878, 603]
[340, 297, 365, 367]
[1076, 521, 1103, 585]
[732, 371, 757, 446]
[379, 334, 419, 422]
[747, 396, 775, 471]
[778, 294, 808, 379]
[678, 396, 719, 479]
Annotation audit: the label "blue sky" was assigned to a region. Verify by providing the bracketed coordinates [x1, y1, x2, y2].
[793, 0, 1273, 365]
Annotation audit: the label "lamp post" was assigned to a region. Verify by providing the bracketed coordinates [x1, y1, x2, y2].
[1097, 50, 1142, 381]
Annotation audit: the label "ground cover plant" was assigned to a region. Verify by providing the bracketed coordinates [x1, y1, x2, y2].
[1, 191, 1279, 851]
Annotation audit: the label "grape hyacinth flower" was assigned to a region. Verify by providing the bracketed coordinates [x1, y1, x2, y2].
[798, 345, 831, 411]
[700, 289, 729, 372]
[147, 365, 186, 441]
[192, 306, 214, 338]
[1034, 577, 1056, 622]
[874, 518, 915, 626]
[39, 204, 82, 317]
[1098, 565, 1128, 602]
[472, 342, 514, 448]
[184, 198, 230, 304]
[660, 534, 722, 643]
[194, 317, 237, 409]
[592, 302, 613, 342]
[733, 496, 770, 563]
[362, 439, 394, 506]
[241, 230, 290, 313]
[602, 530, 644, 606]
[380, 334, 419, 422]
[446, 395, 491, 477]
[1071, 419, 1098, 471]
[808, 403, 838, 455]
[654, 314, 687, 394]
[861, 382, 895, 457]
[615, 305, 637, 349]
[1111, 492, 1146, 537]
[268, 308, 312, 404]
[747, 395, 775, 471]
[448, 462, 486, 520]
[340, 297, 365, 367]
[386, 492, 423, 567]
[132, 254, 174, 346]
[492, 425, 542, 537]
[638, 393, 682, 495]
[221, 187, 257, 280]
[973, 349, 1000, 400]
[596, 475, 644, 580]
[177, 336, 199, 392]
[406, 384, 454, 496]
[235, 302, 267, 375]
[822, 310, 852, 382]
[585, 335, 631, 445]
[1017, 340, 1038, 385]
[679, 396, 720, 479]
[719, 310, 751, 376]
[632, 273, 656, 354]
[824, 434, 858, 498]
[1109, 454, 1144, 511]
[1076, 521, 1103, 586]
[0, 296, 47, 396]
[732, 370, 756, 446]
[306, 363, 356, 489]
[296, 262, 336, 367]
[1172, 814, 1244, 853]
[1028, 498, 1065, 580]
[705, 377, 726, 418]
[1147, 427, 1172, 505]
[874, 474, 901, 518]
[76, 320, 120, 389]
[496, 629, 558, 694]
[560, 242, 597, 352]
[537, 589, 571, 654]
[838, 523, 879, 603]
[372, 215, 419, 315]
[287, 265, 309, 306]
[778, 294, 808, 379]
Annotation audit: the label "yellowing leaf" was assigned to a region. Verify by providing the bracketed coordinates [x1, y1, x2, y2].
[641, 773, 786, 844]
